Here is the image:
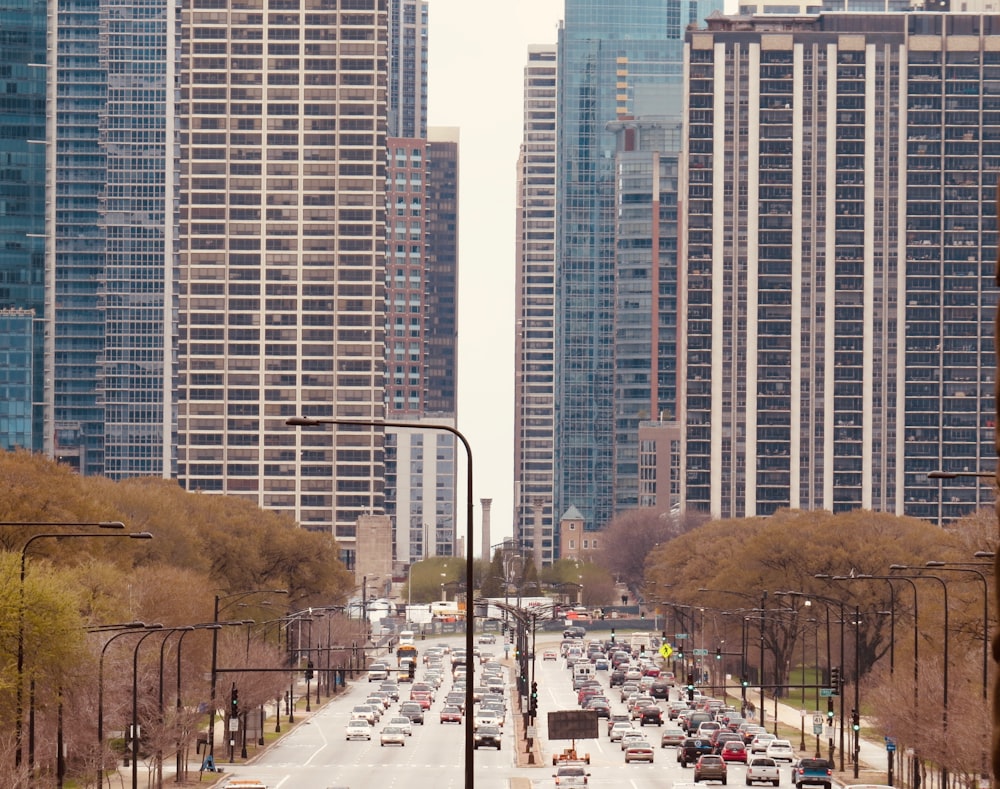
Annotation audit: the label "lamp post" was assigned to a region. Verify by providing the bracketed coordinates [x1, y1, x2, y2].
[18, 528, 150, 772]
[889, 566, 949, 732]
[176, 624, 220, 783]
[95, 623, 150, 788]
[208, 589, 288, 757]
[924, 561, 990, 701]
[287, 414, 477, 789]
[131, 628, 169, 789]
[787, 587, 848, 773]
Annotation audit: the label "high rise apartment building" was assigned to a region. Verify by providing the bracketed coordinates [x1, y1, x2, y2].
[387, 0, 426, 139]
[680, 12, 997, 524]
[607, 117, 682, 514]
[177, 0, 389, 563]
[514, 45, 557, 564]
[553, 0, 721, 543]
[0, 0, 46, 453]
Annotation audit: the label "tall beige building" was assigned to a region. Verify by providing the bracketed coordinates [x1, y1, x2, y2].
[177, 0, 389, 566]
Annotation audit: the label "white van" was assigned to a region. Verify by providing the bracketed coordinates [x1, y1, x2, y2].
[399, 630, 415, 646]
[572, 661, 594, 687]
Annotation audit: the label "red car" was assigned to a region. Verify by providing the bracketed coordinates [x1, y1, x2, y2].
[720, 740, 748, 763]
[439, 705, 462, 724]
[410, 691, 432, 709]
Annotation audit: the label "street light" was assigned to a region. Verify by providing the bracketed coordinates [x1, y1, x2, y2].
[287, 414, 477, 789]
[208, 589, 288, 757]
[95, 623, 152, 788]
[176, 624, 220, 783]
[924, 561, 990, 701]
[889, 565, 949, 732]
[17, 529, 152, 771]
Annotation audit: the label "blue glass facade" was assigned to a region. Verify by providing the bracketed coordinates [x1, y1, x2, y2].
[0, 0, 46, 451]
[554, 0, 720, 533]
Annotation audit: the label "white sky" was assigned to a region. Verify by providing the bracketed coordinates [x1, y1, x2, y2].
[427, 0, 564, 548]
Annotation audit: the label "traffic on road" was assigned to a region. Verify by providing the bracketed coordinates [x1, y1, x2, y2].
[216, 629, 839, 789]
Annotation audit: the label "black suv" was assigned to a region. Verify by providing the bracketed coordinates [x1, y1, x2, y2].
[678, 736, 714, 767]
[473, 725, 502, 750]
[609, 669, 626, 687]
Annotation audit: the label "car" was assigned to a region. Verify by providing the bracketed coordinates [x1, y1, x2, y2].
[607, 712, 631, 735]
[345, 719, 372, 741]
[584, 697, 611, 718]
[380, 725, 406, 747]
[720, 741, 748, 763]
[439, 705, 463, 724]
[474, 711, 500, 730]
[650, 677, 673, 699]
[473, 724, 502, 750]
[694, 754, 728, 784]
[743, 725, 768, 744]
[367, 663, 389, 682]
[351, 705, 377, 725]
[553, 762, 589, 787]
[624, 739, 656, 763]
[661, 725, 686, 747]
[765, 740, 795, 764]
[679, 737, 716, 767]
[792, 757, 832, 789]
[609, 721, 635, 742]
[478, 633, 496, 644]
[609, 669, 627, 687]
[640, 706, 664, 726]
[594, 658, 610, 671]
[544, 650, 558, 661]
[386, 716, 413, 736]
[750, 734, 777, 754]
[746, 756, 781, 786]
[621, 731, 647, 751]
[399, 701, 425, 724]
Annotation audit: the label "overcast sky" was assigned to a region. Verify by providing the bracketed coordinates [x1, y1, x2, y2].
[427, 0, 564, 549]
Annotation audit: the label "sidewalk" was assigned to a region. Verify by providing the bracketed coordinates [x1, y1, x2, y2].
[758, 691, 889, 785]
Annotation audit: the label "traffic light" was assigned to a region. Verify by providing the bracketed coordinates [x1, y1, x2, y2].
[741, 676, 749, 688]
[715, 647, 722, 660]
[686, 671, 695, 701]
[530, 681, 538, 716]
[851, 709, 860, 732]
[827, 697, 835, 720]
[230, 686, 239, 718]
[610, 628, 615, 644]
[829, 666, 840, 690]
[676, 651, 684, 661]
[409, 661, 416, 679]
[305, 660, 314, 681]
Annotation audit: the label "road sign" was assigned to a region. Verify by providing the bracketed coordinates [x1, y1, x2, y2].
[885, 736, 896, 752]
[819, 688, 836, 697]
[675, 633, 689, 640]
[812, 713, 824, 726]
[660, 643, 674, 660]
[693, 648, 708, 656]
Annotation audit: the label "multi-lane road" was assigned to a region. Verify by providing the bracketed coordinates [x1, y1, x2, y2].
[217, 632, 790, 789]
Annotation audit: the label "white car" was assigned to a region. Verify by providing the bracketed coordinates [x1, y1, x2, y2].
[380, 725, 407, 747]
[750, 733, 777, 754]
[609, 721, 635, 742]
[765, 740, 795, 763]
[474, 711, 500, 730]
[387, 716, 413, 736]
[345, 719, 372, 741]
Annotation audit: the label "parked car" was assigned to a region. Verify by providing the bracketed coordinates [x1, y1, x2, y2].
[746, 756, 781, 786]
[694, 753, 728, 783]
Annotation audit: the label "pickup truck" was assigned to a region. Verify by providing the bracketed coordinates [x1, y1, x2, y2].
[746, 756, 781, 786]
[793, 757, 832, 789]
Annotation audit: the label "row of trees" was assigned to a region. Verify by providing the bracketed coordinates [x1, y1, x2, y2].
[0, 448, 359, 787]
[641, 507, 996, 782]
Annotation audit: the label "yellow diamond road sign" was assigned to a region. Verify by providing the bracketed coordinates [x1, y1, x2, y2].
[659, 642, 673, 660]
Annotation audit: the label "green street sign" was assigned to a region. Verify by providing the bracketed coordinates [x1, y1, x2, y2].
[693, 648, 709, 656]
[819, 688, 837, 697]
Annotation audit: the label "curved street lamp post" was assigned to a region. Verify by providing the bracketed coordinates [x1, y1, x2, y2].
[287, 414, 476, 789]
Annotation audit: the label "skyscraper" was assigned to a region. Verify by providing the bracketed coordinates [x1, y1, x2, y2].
[680, 12, 998, 523]
[553, 0, 721, 541]
[0, 0, 46, 453]
[514, 45, 557, 564]
[177, 0, 388, 564]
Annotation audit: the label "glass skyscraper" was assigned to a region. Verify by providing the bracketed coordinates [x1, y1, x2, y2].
[554, 0, 721, 537]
